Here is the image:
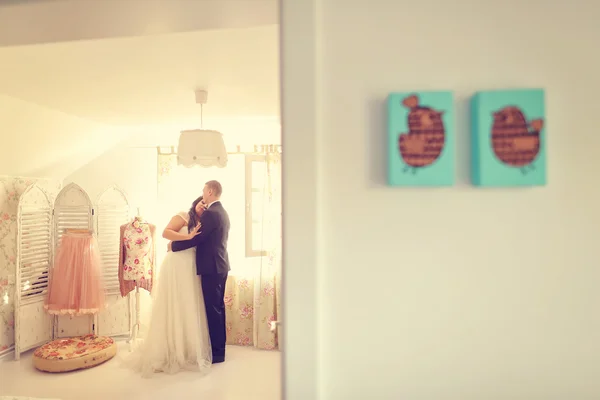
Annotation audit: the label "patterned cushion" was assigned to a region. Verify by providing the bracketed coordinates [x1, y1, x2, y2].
[33, 335, 113, 360]
[33, 335, 117, 372]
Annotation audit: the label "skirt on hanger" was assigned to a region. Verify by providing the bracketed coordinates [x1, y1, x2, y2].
[45, 232, 106, 316]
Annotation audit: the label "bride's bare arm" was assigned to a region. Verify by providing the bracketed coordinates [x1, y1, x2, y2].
[162, 215, 196, 241]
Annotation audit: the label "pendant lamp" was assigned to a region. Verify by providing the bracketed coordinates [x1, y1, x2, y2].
[177, 89, 228, 168]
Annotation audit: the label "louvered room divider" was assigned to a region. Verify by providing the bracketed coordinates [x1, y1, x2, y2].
[14, 183, 132, 360]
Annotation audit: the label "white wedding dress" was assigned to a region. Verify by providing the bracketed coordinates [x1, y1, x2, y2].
[126, 212, 212, 378]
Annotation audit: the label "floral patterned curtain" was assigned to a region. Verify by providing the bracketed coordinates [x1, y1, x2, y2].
[225, 151, 282, 350]
[156, 150, 282, 350]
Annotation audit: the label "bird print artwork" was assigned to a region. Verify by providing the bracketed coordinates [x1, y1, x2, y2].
[387, 91, 454, 187]
[397, 94, 446, 174]
[491, 106, 543, 174]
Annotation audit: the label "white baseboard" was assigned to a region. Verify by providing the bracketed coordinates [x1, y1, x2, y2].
[0, 345, 14, 362]
[0, 397, 63, 400]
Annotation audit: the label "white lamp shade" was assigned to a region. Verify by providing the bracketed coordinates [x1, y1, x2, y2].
[177, 129, 228, 168]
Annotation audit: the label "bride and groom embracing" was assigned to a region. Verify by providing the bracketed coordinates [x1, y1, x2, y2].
[129, 180, 230, 377]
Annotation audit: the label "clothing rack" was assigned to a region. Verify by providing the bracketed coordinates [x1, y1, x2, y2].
[124, 213, 152, 349]
[128, 287, 142, 348]
[128, 211, 143, 347]
[65, 228, 92, 234]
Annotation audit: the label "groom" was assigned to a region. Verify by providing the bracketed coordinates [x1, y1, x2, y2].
[169, 180, 231, 364]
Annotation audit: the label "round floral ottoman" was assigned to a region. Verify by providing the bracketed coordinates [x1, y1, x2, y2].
[33, 334, 117, 373]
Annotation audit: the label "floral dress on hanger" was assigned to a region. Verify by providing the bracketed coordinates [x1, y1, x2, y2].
[121, 218, 154, 292]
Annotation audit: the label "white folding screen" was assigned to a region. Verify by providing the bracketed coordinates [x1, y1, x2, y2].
[95, 186, 132, 337]
[14, 185, 54, 360]
[53, 183, 95, 339]
[14, 183, 132, 360]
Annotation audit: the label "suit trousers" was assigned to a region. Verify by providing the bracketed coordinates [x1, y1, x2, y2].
[201, 272, 228, 362]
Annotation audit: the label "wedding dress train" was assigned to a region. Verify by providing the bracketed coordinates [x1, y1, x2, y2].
[126, 213, 212, 377]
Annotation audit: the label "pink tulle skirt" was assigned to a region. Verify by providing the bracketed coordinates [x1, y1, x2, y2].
[45, 233, 106, 316]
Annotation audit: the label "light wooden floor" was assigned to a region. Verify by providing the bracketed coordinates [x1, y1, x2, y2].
[0, 343, 281, 400]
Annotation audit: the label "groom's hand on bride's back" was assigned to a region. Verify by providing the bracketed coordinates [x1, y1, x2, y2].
[187, 223, 202, 239]
[172, 212, 216, 252]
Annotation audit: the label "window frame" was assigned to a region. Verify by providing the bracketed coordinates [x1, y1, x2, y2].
[245, 154, 268, 258]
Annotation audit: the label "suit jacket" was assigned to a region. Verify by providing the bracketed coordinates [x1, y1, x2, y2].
[171, 201, 231, 276]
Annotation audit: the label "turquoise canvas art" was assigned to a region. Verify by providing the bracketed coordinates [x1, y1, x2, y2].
[471, 89, 546, 187]
[387, 91, 454, 186]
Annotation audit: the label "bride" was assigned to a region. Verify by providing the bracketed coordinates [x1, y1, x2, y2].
[127, 196, 212, 377]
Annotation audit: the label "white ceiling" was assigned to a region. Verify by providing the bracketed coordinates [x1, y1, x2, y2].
[0, 25, 280, 126]
[0, 0, 278, 47]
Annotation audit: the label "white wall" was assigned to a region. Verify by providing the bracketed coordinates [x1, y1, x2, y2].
[313, 1, 600, 399]
[0, 94, 126, 179]
[64, 146, 158, 219]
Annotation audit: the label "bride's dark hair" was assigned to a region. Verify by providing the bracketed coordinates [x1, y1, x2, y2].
[187, 195, 204, 233]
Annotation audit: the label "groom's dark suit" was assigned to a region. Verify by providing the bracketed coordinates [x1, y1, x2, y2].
[171, 201, 230, 363]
